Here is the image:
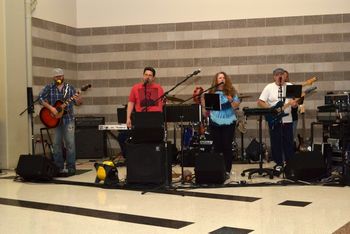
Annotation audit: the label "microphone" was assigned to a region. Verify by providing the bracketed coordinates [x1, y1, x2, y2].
[81, 84, 91, 91]
[216, 81, 224, 87]
[186, 69, 201, 78]
[143, 79, 149, 87]
[192, 69, 201, 76]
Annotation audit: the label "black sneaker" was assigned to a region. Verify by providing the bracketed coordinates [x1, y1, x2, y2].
[67, 168, 76, 176]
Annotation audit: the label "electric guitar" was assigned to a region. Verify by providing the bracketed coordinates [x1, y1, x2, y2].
[39, 84, 91, 128]
[297, 104, 309, 151]
[266, 86, 317, 127]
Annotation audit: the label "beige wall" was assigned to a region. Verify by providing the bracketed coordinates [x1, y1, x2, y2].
[0, 0, 30, 169]
[32, 0, 77, 27]
[31, 0, 350, 28]
[81, 0, 349, 27]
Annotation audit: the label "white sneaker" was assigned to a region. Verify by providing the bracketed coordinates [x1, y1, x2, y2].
[59, 168, 68, 173]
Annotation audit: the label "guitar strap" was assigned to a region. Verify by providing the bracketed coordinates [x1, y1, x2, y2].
[62, 84, 70, 115]
[63, 83, 69, 99]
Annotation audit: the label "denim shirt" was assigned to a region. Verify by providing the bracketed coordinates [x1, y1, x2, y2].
[39, 82, 76, 125]
[210, 91, 239, 126]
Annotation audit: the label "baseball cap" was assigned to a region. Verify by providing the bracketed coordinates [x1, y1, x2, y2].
[52, 68, 64, 77]
[272, 68, 285, 76]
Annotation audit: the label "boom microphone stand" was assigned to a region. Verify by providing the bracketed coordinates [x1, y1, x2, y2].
[179, 82, 224, 183]
[19, 87, 40, 155]
[143, 69, 201, 188]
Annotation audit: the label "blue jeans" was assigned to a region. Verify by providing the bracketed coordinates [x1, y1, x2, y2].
[53, 121, 76, 171]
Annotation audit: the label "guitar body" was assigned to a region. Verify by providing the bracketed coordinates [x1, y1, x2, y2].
[39, 84, 91, 128]
[39, 100, 65, 128]
[265, 101, 288, 127]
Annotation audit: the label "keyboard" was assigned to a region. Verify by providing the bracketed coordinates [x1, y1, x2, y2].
[98, 124, 128, 130]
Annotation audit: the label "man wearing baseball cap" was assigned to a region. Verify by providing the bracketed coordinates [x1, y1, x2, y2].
[257, 68, 298, 175]
[39, 68, 82, 176]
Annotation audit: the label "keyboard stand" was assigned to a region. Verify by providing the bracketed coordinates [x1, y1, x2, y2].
[241, 109, 275, 179]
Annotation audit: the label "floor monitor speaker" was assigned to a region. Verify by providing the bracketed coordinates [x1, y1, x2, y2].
[16, 155, 58, 181]
[195, 152, 225, 184]
[284, 151, 327, 181]
[126, 142, 171, 184]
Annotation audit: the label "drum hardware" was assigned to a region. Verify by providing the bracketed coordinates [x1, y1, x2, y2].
[237, 94, 252, 99]
[237, 119, 247, 134]
[167, 95, 185, 103]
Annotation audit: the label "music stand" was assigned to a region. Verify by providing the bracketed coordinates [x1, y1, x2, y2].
[204, 93, 221, 111]
[286, 85, 302, 98]
[117, 106, 127, 123]
[131, 112, 164, 143]
[164, 104, 202, 184]
[241, 107, 275, 179]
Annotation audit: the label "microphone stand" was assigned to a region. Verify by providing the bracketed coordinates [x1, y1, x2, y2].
[143, 81, 148, 112]
[178, 82, 223, 183]
[141, 70, 201, 189]
[277, 77, 285, 175]
[181, 82, 223, 104]
[19, 88, 40, 156]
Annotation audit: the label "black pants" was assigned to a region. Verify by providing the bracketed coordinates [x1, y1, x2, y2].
[210, 123, 235, 173]
[269, 122, 294, 166]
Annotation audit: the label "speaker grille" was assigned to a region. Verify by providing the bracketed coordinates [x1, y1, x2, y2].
[75, 117, 106, 159]
[126, 143, 171, 184]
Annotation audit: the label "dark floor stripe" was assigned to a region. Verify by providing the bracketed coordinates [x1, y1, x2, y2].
[333, 221, 350, 234]
[52, 179, 261, 202]
[152, 189, 260, 202]
[278, 200, 311, 207]
[2, 176, 261, 202]
[210, 226, 254, 234]
[0, 197, 193, 229]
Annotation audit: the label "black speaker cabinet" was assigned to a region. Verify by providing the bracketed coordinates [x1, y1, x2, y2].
[75, 117, 106, 159]
[284, 151, 327, 181]
[16, 155, 58, 181]
[195, 152, 225, 184]
[126, 142, 171, 184]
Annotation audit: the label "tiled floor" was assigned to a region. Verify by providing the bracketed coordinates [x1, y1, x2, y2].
[1, 160, 350, 234]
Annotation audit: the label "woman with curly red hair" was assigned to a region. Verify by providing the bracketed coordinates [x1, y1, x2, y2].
[203, 72, 240, 178]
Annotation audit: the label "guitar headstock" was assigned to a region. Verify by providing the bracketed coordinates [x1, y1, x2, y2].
[303, 77, 317, 86]
[304, 86, 317, 94]
[81, 84, 92, 91]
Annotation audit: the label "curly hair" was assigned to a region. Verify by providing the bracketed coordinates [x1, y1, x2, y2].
[209, 72, 237, 97]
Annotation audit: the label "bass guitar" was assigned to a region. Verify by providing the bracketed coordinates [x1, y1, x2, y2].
[39, 84, 91, 128]
[266, 86, 317, 127]
[265, 76, 317, 127]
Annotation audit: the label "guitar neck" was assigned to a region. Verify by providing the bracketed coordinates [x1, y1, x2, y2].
[282, 95, 305, 110]
[60, 91, 80, 109]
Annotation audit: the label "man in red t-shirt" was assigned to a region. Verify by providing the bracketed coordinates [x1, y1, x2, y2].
[126, 67, 164, 128]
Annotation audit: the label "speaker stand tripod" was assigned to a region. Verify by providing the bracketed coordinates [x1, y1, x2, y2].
[241, 109, 275, 179]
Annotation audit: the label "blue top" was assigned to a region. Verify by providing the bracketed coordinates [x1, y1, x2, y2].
[210, 91, 239, 126]
[39, 82, 77, 125]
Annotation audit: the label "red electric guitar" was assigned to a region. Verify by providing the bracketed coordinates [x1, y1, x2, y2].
[39, 84, 91, 128]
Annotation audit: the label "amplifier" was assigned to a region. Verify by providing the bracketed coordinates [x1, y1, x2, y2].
[325, 93, 349, 111]
[316, 111, 350, 122]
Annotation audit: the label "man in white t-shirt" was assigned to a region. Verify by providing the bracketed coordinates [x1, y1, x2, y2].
[257, 68, 298, 173]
